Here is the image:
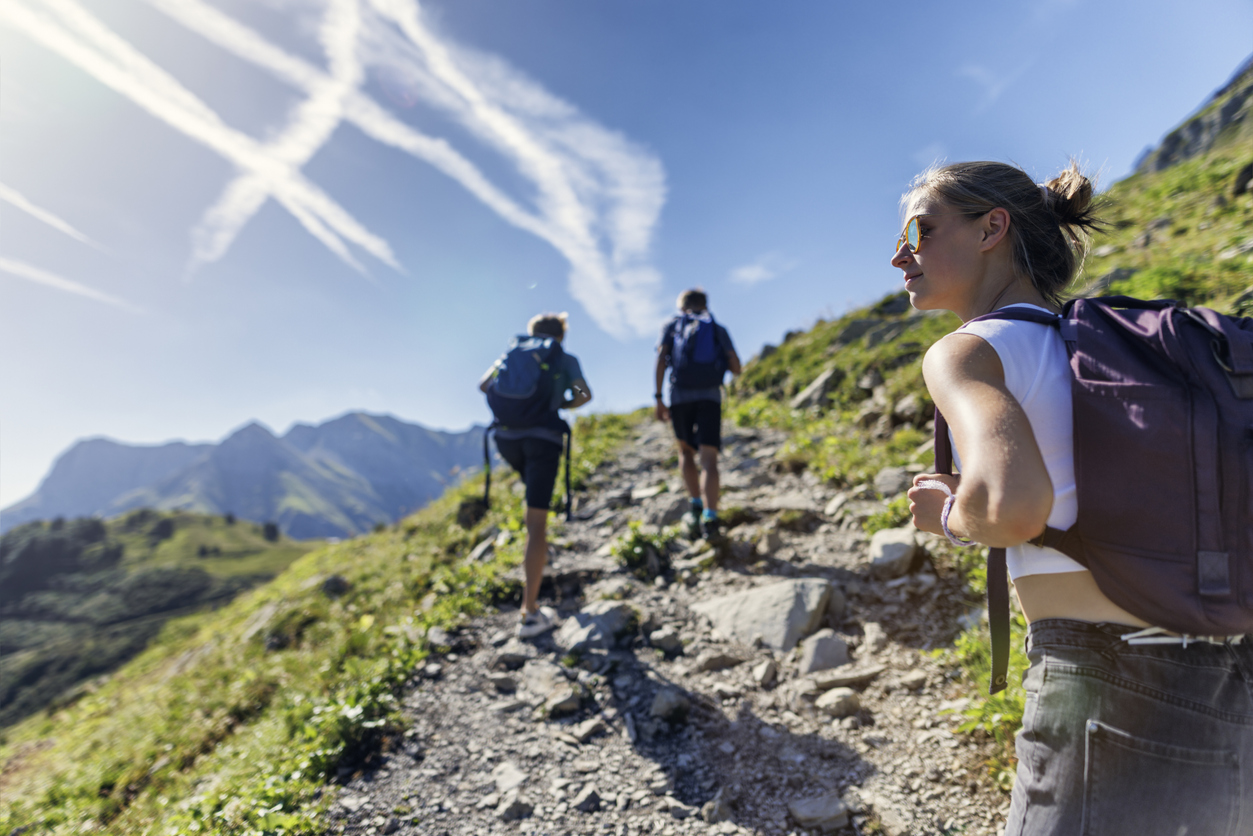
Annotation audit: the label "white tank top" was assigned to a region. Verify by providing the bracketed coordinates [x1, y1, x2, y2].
[951, 304, 1085, 578]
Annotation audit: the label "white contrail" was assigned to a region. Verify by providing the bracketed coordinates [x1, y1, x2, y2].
[0, 181, 104, 250]
[145, 0, 667, 338]
[1, 0, 399, 275]
[0, 256, 142, 312]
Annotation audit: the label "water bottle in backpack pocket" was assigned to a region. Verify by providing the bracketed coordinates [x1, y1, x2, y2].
[485, 335, 564, 428]
[671, 312, 727, 390]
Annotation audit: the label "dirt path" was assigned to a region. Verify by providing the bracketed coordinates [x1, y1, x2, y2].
[325, 420, 1010, 836]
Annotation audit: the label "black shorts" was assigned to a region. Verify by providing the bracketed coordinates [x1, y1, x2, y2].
[669, 399, 722, 451]
[494, 436, 562, 510]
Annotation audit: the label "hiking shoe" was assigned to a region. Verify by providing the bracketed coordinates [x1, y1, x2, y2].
[682, 510, 703, 541]
[517, 606, 559, 639]
[700, 515, 724, 543]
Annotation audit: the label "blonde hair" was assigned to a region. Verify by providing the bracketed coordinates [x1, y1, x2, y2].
[527, 312, 568, 340]
[677, 289, 707, 312]
[904, 160, 1106, 304]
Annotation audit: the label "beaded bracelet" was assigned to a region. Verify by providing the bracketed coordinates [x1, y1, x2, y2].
[916, 479, 976, 547]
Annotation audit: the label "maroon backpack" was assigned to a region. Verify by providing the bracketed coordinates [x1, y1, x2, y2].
[934, 296, 1253, 693]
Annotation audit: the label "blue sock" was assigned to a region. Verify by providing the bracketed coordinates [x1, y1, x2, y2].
[689, 498, 703, 513]
[701, 509, 718, 520]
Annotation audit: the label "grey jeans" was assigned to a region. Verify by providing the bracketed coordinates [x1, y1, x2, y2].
[1004, 619, 1253, 836]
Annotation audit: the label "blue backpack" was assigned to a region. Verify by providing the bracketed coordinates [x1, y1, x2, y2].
[670, 312, 726, 389]
[485, 335, 563, 428]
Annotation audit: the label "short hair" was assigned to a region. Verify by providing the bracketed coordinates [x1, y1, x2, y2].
[527, 311, 568, 340]
[902, 160, 1106, 305]
[677, 289, 707, 312]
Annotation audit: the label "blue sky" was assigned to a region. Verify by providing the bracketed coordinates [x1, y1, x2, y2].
[2, 0, 1251, 506]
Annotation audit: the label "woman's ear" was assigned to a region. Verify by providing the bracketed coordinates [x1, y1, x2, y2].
[978, 207, 1012, 252]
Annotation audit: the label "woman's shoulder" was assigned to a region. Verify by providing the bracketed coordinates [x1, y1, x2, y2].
[922, 329, 1005, 387]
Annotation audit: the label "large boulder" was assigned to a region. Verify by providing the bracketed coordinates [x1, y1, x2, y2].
[868, 528, 918, 579]
[789, 366, 845, 410]
[873, 466, 912, 497]
[554, 601, 636, 652]
[691, 579, 833, 652]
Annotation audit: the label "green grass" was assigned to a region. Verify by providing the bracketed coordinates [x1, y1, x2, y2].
[0, 414, 637, 835]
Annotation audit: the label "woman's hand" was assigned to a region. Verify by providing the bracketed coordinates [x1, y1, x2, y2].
[654, 401, 670, 423]
[908, 473, 959, 537]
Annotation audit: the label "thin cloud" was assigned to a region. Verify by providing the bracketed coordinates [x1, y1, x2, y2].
[0, 256, 143, 312]
[142, 0, 667, 338]
[956, 62, 1031, 112]
[0, 181, 104, 250]
[2, 0, 399, 277]
[729, 252, 797, 286]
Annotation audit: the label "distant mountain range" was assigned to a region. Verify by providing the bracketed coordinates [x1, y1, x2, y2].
[1, 413, 487, 538]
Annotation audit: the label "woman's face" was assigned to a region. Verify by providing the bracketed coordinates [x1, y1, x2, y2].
[890, 194, 986, 313]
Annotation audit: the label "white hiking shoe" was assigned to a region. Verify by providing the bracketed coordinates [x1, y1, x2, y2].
[517, 606, 559, 639]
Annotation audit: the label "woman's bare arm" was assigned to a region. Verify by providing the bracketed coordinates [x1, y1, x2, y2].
[911, 332, 1054, 547]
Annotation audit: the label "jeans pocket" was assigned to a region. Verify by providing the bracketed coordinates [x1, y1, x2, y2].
[1081, 720, 1240, 836]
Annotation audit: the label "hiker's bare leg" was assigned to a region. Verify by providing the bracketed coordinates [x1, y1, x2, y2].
[522, 506, 549, 614]
[698, 445, 720, 512]
[679, 441, 701, 499]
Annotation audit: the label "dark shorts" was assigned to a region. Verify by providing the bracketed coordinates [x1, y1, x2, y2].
[669, 399, 722, 451]
[1005, 619, 1253, 836]
[494, 436, 562, 510]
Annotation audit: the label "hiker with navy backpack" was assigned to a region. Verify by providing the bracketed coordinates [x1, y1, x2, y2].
[895, 160, 1253, 835]
[480, 312, 591, 638]
[655, 289, 742, 541]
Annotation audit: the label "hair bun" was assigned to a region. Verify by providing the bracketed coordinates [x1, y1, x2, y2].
[1045, 160, 1096, 225]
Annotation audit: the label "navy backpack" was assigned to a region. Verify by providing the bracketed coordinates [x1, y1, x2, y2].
[482, 335, 573, 520]
[670, 312, 727, 390]
[934, 296, 1253, 693]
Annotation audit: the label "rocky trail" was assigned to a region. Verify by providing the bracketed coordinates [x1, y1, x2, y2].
[327, 420, 1010, 836]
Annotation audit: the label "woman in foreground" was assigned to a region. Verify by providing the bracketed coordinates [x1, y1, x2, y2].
[896, 160, 1253, 835]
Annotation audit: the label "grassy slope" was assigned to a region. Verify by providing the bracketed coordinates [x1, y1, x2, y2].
[0, 512, 318, 730]
[0, 412, 636, 835]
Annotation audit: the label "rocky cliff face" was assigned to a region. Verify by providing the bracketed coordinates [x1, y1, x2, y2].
[1, 413, 486, 538]
[1135, 54, 1253, 173]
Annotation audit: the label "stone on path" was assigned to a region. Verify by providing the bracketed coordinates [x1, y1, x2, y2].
[650, 688, 690, 722]
[496, 790, 533, 822]
[572, 716, 607, 742]
[489, 672, 517, 693]
[815, 687, 860, 718]
[824, 492, 849, 517]
[491, 761, 527, 793]
[693, 650, 747, 673]
[900, 669, 928, 690]
[555, 600, 636, 652]
[521, 659, 566, 696]
[702, 788, 734, 823]
[691, 579, 833, 651]
[760, 492, 819, 513]
[753, 659, 778, 688]
[572, 784, 601, 812]
[862, 621, 888, 654]
[798, 628, 850, 675]
[468, 536, 495, 562]
[812, 663, 885, 690]
[649, 625, 683, 653]
[869, 528, 918, 579]
[648, 494, 690, 526]
[544, 684, 584, 717]
[788, 794, 850, 832]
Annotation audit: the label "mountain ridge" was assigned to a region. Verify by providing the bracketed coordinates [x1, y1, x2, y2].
[1, 412, 487, 539]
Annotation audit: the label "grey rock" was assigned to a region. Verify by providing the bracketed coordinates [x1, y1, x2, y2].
[760, 492, 818, 512]
[492, 761, 527, 793]
[757, 529, 783, 556]
[664, 798, 696, 819]
[869, 527, 917, 579]
[823, 492, 848, 517]
[862, 621, 888, 654]
[812, 663, 885, 690]
[468, 536, 495, 562]
[489, 672, 517, 693]
[873, 466, 912, 497]
[900, 669, 928, 690]
[572, 717, 607, 742]
[495, 639, 537, 670]
[815, 687, 860, 718]
[632, 484, 667, 501]
[831, 319, 879, 347]
[555, 600, 636, 652]
[788, 793, 850, 832]
[826, 585, 847, 624]
[650, 688, 690, 722]
[691, 578, 834, 652]
[426, 626, 452, 646]
[521, 659, 566, 697]
[865, 320, 908, 348]
[702, 788, 734, 823]
[789, 366, 845, 410]
[649, 625, 683, 653]
[420, 662, 442, 679]
[891, 393, 927, 425]
[693, 650, 747, 673]
[798, 629, 850, 675]
[496, 791, 533, 822]
[381, 816, 400, 834]
[321, 574, 351, 597]
[572, 785, 601, 812]
[753, 659, 778, 688]
[648, 494, 690, 526]
[544, 684, 584, 717]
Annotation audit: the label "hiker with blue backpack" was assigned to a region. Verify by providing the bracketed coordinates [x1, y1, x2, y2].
[480, 312, 591, 638]
[895, 160, 1253, 835]
[655, 289, 742, 541]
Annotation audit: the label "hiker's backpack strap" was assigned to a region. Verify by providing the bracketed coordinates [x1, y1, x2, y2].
[482, 422, 496, 509]
[934, 409, 1010, 695]
[564, 426, 573, 522]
